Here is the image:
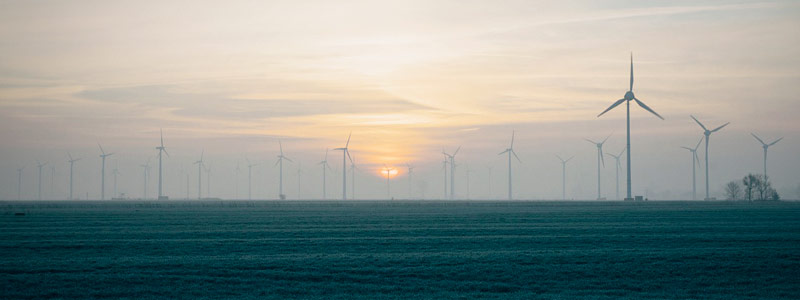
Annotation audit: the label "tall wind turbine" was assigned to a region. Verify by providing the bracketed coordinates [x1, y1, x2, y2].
[406, 163, 414, 199]
[556, 155, 574, 201]
[498, 130, 521, 200]
[68, 153, 81, 200]
[98, 144, 114, 200]
[383, 164, 395, 199]
[605, 147, 626, 200]
[318, 148, 333, 200]
[275, 141, 292, 199]
[598, 54, 664, 200]
[585, 135, 610, 200]
[194, 150, 204, 200]
[691, 115, 729, 200]
[17, 167, 24, 200]
[36, 160, 47, 200]
[751, 133, 783, 179]
[140, 160, 150, 199]
[680, 137, 703, 200]
[156, 129, 169, 200]
[443, 146, 461, 200]
[246, 158, 258, 200]
[334, 133, 353, 200]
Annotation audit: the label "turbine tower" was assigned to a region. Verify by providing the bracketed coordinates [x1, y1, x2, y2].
[246, 158, 258, 200]
[334, 133, 353, 200]
[751, 133, 783, 179]
[17, 167, 24, 200]
[585, 135, 610, 200]
[140, 160, 150, 199]
[556, 155, 574, 201]
[36, 160, 47, 200]
[318, 148, 333, 200]
[443, 146, 461, 200]
[680, 137, 703, 200]
[112, 163, 120, 199]
[275, 141, 292, 200]
[605, 147, 626, 200]
[691, 115, 729, 200]
[98, 144, 115, 200]
[194, 150, 204, 200]
[234, 163, 241, 200]
[598, 53, 664, 201]
[441, 156, 448, 199]
[350, 155, 357, 200]
[498, 130, 521, 200]
[68, 153, 81, 200]
[156, 129, 169, 200]
[406, 163, 414, 199]
[383, 164, 394, 199]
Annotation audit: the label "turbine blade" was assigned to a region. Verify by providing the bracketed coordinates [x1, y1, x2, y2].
[498, 149, 509, 155]
[597, 99, 625, 117]
[768, 137, 783, 146]
[200, 150, 204, 161]
[274, 159, 280, 167]
[98, 143, 105, 154]
[694, 136, 703, 150]
[751, 133, 765, 145]
[512, 150, 522, 163]
[694, 152, 701, 166]
[618, 147, 626, 157]
[602, 133, 611, 144]
[633, 97, 664, 120]
[555, 154, 563, 162]
[284, 156, 293, 163]
[600, 149, 605, 167]
[346, 149, 353, 164]
[163, 149, 170, 157]
[680, 146, 693, 151]
[325, 148, 329, 160]
[711, 122, 729, 133]
[630, 52, 634, 91]
[68, 152, 73, 161]
[279, 141, 283, 155]
[453, 146, 461, 157]
[160, 128, 164, 147]
[690, 115, 707, 131]
[510, 130, 515, 149]
[585, 138, 597, 144]
[345, 132, 351, 148]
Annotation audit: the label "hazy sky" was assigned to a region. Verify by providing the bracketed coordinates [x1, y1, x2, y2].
[1, 0, 798, 200]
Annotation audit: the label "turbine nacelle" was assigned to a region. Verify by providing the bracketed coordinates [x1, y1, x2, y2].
[624, 91, 635, 100]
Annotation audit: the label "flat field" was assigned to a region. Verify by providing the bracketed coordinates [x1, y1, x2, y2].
[2, 200, 799, 299]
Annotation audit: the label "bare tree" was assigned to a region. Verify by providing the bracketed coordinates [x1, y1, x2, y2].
[724, 181, 742, 201]
[743, 174, 760, 201]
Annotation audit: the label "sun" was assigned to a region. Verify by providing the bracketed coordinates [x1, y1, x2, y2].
[380, 167, 399, 178]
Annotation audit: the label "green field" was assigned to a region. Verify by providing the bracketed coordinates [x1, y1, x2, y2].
[2, 201, 799, 299]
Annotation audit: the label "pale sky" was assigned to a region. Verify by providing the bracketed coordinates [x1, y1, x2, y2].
[1, 0, 799, 200]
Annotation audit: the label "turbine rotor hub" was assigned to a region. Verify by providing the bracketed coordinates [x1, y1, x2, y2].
[624, 91, 635, 100]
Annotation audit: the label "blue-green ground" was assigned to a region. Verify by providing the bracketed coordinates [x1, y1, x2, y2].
[2, 200, 799, 299]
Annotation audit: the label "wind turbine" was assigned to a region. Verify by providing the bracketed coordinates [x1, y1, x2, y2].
[98, 144, 115, 200]
[140, 160, 150, 199]
[68, 153, 81, 200]
[246, 158, 258, 200]
[406, 163, 414, 199]
[441, 154, 449, 199]
[194, 150, 204, 200]
[443, 146, 461, 200]
[349, 155, 357, 200]
[17, 167, 24, 200]
[498, 130, 521, 200]
[751, 133, 783, 179]
[597, 53, 664, 201]
[112, 163, 120, 199]
[383, 164, 395, 199]
[691, 115, 729, 200]
[156, 129, 169, 200]
[680, 137, 703, 200]
[318, 148, 333, 200]
[205, 163, 211, 198]
[605, 147, 626, 200]
[275, 141, 292, 200]
[334, 133, 353, 200]
[585, 135, 610, 200]
[36, 160, 47, 200]
[556, 155, 574, 201]
[296, 163, 303, 199]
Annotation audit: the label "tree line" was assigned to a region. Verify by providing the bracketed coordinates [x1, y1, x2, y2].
[724, 174, 779, 201]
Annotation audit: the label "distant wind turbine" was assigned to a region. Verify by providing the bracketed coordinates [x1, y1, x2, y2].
[441, 156, 449, 199]
[140, 160, 150, 199]
[112, 163, 120, 199]
[98, 144, 114, 200]
[194, 150, 204, 200]
[585, 135, 611, 200]
[498, 130, 521, 200]
[383, 164, 394, 199]
[598, 53, 664, 200]
[406, 163, 414, 199]
[334, 133, 353, 200]
[691, 115, 729, 200]
[443, 146, 461, 199]
[680, 137, 703, 200]
[156, 129, 169, 200]
[275, 141, 292, 200]
[36, 160, 47, 200]
[246, 158, 258, 200]
[605, 147, 626, 200]
[318, 148, 333, 200]
[68, 153, 81, 200]
[751, 133, 783, 179]
[556, 155, 574, 201]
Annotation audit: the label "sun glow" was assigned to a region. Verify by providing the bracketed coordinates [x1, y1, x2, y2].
[380, 167, 399, 178]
